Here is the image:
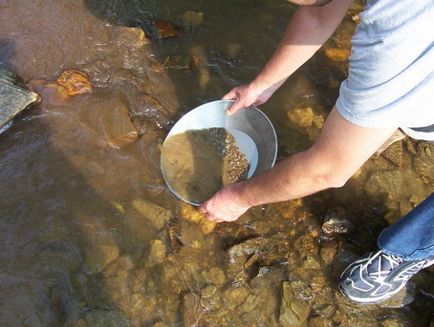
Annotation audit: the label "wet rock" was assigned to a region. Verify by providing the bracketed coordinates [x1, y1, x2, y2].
[381, 141, 403, 167]
[128, 94, 171, 135]
[113, 26, 148, 46]
[97, 99, 138, 149]
[279, 281, 312, 327]
[377, 282, 415, 308]
[323, 47, 350, 62]
[57, 70, 92, 96]
[287, 107, 314, 128]
[309, 317, 333, 327]
[380, 318, 408, 327]
[85, 309, 129, 327]
[413, 142, 434, 183]
[0, 67, 39, 131]
[201, 267, 226, 286]
[102, 255, 135, 279]
[148, 239, 166, 266]
[74, 319, 88, 327]
[182, 293, 202, 326]
[179, 11, 205, 28]
[365, 170, 402, 196]
[190, 45, 210, 89]
[132, 199, 173, 230]
[222, 286, 250, 310]
[321, 208, 354, 235]
[320, 242, 338, 265]
[153, 323, 169, 327]
[179, 202, 216, 234]
[83, 245, 120, 275]
[404, 138, 417, 154]
[149, 21, 180, 39]
[163, 55, 192, 70]
[201, 285, 217, 299]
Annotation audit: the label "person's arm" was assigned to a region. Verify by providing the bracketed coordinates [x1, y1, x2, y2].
[225, 0, 353, 114]
[199, 108, 397, 222]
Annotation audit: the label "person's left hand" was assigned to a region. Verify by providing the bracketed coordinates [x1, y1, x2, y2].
[199, 183, 251, 223]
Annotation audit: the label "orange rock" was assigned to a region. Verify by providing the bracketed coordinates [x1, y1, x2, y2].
[57, 70, 92, 96]
[323, 48, 350, 62]
[152, 21, 179, 39]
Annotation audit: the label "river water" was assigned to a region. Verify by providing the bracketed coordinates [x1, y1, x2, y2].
[0, 0, 433, 326]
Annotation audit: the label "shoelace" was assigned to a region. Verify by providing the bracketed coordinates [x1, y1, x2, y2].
[364, 251, 403, 280]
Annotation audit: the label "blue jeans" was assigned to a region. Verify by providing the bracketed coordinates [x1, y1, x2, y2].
[378, 193, 434, 261]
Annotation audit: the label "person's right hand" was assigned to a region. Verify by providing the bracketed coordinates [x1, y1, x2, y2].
[222, 81, 277, 115]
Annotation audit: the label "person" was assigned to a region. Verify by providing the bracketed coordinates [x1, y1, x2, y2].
[198, 0, 434, 304]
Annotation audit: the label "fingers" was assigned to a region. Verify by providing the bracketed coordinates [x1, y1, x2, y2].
[222, 89, 237, 100]
[198, 202, 224, 223]
[226, 99, 245, 116]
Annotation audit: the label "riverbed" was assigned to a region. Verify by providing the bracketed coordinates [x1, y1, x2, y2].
[0, 0, 433, 326]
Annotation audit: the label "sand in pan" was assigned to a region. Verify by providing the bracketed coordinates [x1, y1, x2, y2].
[161, 128, 250, 204]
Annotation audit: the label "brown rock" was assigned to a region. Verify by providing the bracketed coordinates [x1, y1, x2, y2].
[114, 26, 148, 46]
[323, 47, 350, 62]
[179, 202, 216, 234]
[132, 200, 173, 230]
[222, 286, 250, 310]
[279, 281, 312, 327]
[287, 107, 314, 128]
[84, 245, 120, 275]
[163, 55, 192, 70]
[128, 94, 171, 135]
[148, 239, 166, 266]
[413, 142, 434, 182]
[179, 11, 205, 28]
[201, 267, 226, 286]
[320, 242, 338, 265]
[152, 21, 179, 39]
[98, 100, 138, 149]
[57, 70, 92, 96]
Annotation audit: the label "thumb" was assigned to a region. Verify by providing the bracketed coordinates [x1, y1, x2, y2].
[226, 100, 244, 115]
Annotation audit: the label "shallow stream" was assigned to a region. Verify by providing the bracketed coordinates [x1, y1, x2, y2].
[0, 0, 433, 326]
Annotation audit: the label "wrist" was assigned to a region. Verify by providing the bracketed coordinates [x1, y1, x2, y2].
[230, 181, 255, 209]
[251, 76, 282, 95]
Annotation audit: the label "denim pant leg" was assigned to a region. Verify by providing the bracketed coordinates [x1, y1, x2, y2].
[378, 193, 434, 261]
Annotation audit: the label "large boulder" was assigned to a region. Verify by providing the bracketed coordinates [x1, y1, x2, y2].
[0, 67, 39, 133]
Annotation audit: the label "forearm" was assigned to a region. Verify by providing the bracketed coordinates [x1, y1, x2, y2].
[252, 0, 352, 91]
[235, 150, 342, 207]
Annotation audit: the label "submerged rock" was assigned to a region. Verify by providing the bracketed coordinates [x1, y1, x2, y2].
[113, 26, 149, 47]
[132, 199, 173, 230]
[149, 21, 180, 39]
[323, 47, 350, 62]
[57, 69, 92, 96]
[413, 142, 434, 183]
[98, 99, 138, 149]
[279, 281, 312, 327]
[163, 55, 192, 70]
[85, 309, 129, 327]
[179, 202, 216, 234]
[179, 11, 205, 28]
[0, 67, 39, 132]
[83, 245, 120, 275]
[287, 107, 314, 128]
[147, 239, 166, 266]
[321, 208, 354, 235]
[128, 94, 171, 135]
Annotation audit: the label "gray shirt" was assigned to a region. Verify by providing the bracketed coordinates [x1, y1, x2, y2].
[336, 0, 434, 140]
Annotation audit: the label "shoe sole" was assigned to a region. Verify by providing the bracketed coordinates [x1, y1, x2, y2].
[338, 279, 408, 304]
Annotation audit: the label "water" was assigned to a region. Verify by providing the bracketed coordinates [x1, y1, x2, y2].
[0, 0, 433, 326]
